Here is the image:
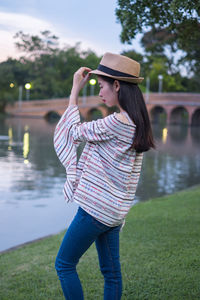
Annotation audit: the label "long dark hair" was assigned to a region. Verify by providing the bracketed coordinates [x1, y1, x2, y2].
[98, 75, 155, 153]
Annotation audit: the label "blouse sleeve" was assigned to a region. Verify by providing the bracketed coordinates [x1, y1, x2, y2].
[54, 105, 114, 166]
[70, 106, 115, 143]
[53, 104, 114, 202]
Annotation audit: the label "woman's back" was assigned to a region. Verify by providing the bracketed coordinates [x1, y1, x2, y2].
[54, 105, 143, 227]
[115, 112, 132, 125]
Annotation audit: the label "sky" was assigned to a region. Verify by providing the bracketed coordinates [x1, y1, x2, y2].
[0, 0, 144, 62]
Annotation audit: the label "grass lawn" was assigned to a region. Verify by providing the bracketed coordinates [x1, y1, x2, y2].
[0, 185, 200, 300]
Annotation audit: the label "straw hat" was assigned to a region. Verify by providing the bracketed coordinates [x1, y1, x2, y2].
[90, 52, 144, 84]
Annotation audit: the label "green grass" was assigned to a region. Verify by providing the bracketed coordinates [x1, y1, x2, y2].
[0, 186, 200, 300]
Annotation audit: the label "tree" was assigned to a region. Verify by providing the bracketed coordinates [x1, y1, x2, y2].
[0, 59, 30, 112]
[116, 0, 200, 74]
[121, 49, 185, 92]
[146, 55, 185, 92]
[0, 31, 101, 112]
[14, 30, 59, 59]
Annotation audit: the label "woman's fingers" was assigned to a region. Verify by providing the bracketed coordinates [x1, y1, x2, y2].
[80, 67, 92, 72]
[74, 67, 92, 83]
[72, 67, 92, 94]
[75, 67, 92, 78]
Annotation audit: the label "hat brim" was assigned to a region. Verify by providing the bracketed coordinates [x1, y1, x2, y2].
[89, 69, 144, 84]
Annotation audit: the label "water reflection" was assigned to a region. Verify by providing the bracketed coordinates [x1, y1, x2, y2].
[8, 127, 13, 151]
[0, 116, 200, 251]
[23, 126, 30, 164]
[191, 127, 200, 146]
[135, 123, 200, 202]
[169, 125, 188, 143]
[162, 128, 168, 144]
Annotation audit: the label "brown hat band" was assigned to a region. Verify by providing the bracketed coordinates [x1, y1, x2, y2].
[97, 64, 139, 79]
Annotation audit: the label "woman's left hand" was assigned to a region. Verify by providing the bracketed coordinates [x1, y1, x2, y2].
[71, 67, 92, 97]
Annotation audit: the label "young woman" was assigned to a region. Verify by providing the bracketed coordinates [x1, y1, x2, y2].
[54, 52, 155, 300]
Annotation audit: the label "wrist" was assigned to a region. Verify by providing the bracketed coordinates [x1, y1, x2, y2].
[70, 87, 79, 98]
[69, 89, 78, 104]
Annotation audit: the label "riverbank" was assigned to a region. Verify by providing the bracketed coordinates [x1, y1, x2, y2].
[0, 185, 200, 300]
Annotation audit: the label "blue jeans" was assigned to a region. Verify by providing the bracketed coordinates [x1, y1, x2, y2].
[55, 207, 122, 300]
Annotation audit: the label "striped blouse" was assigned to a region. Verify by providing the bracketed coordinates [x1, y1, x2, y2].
[54, 104, 143, 227]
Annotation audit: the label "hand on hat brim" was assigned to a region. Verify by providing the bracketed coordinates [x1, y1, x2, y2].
[71, 67, 92, 97]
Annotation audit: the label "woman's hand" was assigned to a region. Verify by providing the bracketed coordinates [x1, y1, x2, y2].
[70, 67, 92, 100]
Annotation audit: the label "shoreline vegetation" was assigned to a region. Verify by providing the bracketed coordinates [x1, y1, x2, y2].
[0, 185, 200, 299]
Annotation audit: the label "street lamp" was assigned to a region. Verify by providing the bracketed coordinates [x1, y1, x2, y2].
[158, 75, 163, 93]
[10, 83, 15, 88]
[25, 83, 32, 101]
[89, 79, 96, 96]
[145, 77, 150, 103]
[9, 83, 16, 106]
[18, 86, 23, 107]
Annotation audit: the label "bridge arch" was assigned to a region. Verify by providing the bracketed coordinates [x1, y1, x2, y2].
[86, 107, 103, 121]
[44, 111, 61, 121]
[150, 106, 167, 124]
[85, 106, 109, 121]
[191, 108, 200, 126]
[44, 109, 89, 123]
[170, 106, 189, 125]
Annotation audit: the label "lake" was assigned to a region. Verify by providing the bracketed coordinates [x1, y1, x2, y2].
[0, 115, 200, 252]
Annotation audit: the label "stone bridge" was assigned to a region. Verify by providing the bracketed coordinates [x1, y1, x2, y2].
[5, 93, 200, 126]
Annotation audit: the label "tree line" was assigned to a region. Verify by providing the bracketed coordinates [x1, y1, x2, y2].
[0, 31, 101, 112]
[0, 0, 199, 112]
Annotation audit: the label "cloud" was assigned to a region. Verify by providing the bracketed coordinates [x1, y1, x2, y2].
[0, 9, 144, 63]
[0, 11, 57, 61]
[0, 10, 104, 62]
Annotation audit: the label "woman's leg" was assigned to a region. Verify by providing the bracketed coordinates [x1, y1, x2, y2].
[55, 207, 110, 300]
[95, 224, 122, 300]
